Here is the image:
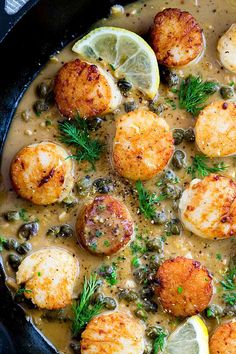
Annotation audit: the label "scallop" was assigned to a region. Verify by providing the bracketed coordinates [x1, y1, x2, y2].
[76, 195, 134, 256]
[150, 8, 204, 67]
[16, 248, 79, 310]
[113, 109, 174, 180]
[80, 312, 144, 354]
[195, 101, 236, 157]
[217, 24, 236, 73]
[10, 142, 74, 205]
[210, 321, 236, 354]
[155, 256, 213, 317]
[179, 174, 236, 240]
[54, 59, 121, 118]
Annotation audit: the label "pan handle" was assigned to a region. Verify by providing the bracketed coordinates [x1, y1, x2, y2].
[0, 0, 39, 43]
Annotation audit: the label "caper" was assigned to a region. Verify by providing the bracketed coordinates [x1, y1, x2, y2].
[45, 91, 54, 105]
[133, 267, 148, 284]
[166, 219, 181, 235]
[33, 100, 49, 115]
[47, 225, 61, 237]
[98, 265, 114, 277]
[124, 101, 137, 113]
[87, 117, 104, 131]
[70, 342, 81, 354]
[162, 170, 178, 184]
[159, 65, 180, 87]
[119, 288, 138, 302]
[42, 309, 68, 322]
[118, 79, 132, 93]
[4, 210, 20, 222]
[149, 254, 162, 270]
[146, 238, 163, 252]
[171, 150, 185, 170]
[162, 184, 181, 200]
[37, 82, 51, 99]
[134, 308, 148, 320]
[76, 176, 92, 195]
[93, 177, 114, 194]
[184, 128, 195, 143]
[8, 254, 22, 270]
[206, 81, 219, 94]
[92, 292, 105, 304]
[146, 325, 164, 339]
[171, 224, 181, 235]
[140, 286, 154, 300]
[204, 304, 223, 319]
[220, 86, 235, 99]
[59, 224, 73, 238]
[149, 101, 164, 114]
[142, 300, 158, 313]
[173, 129, 185, 145]
[153, 211, 167, 225]
[3, 238, 19, 251]
[63, 194, 78, 206]
[18, 221, 39, 240]
[103, 297, 117, 310]
[16, 242, 32, 255]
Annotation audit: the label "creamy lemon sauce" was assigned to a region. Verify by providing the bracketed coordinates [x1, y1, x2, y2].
[1, 0, 236, 352]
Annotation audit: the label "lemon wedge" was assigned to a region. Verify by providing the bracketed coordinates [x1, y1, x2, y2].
[163, 316, 209, 354]
[72, 26, 159, 99]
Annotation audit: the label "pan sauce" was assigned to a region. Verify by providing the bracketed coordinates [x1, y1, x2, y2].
[1, 0, 236, 352]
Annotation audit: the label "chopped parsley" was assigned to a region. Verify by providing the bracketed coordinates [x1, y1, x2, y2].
[132, 256, 141, 268]
[220, 267, 236, 306]
[16, 288, 32, 295]
[177, 286, 183, 294]
[0, 236, 6, 252]
[103, 240, 110, 247]
[216, 253, 222, 261]
[19, 208, 29, 222]
[98, 263, 118, 286]
[165, 98, 177, 110]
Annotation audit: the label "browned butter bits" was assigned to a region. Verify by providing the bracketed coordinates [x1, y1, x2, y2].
[210, 321, 236, 354]
[76, 195, 134, 256]
[54, 59, 121, 118]
[155, 256, 213, 317]
[150, 8, 204, 67]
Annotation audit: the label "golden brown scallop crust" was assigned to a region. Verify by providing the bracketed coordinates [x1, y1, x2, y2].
[113, 109, 174, 181]
[76, 195, 134, 256]
[151, 8, 204, 67]
[81, 312, 144, 354]
[10, 142, 74, 205]
[196, 101, 236, 157]
[210, 321, 236, 354]
[155, 257, 213, 317]
[54, 59, 112, 118]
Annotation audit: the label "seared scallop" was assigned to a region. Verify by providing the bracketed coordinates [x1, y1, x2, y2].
[54, 59, 121, 118]
[196, 101, 236, 157]
[150, 8, 204, 67]
[10, 142, 74, 205]
[217, 24, 236, 73]
[210, 321, 236, 354]
[16, 248, 79, 310]
[155, 256, 213, 317]
[179, 174, 236, 240]
[80, 312, 144, 354]
[76, 195, 134, 256]
[113, 109, 173, 180]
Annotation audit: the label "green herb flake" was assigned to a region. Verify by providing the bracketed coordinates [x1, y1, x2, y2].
[187, 154, 227, 178]
[103, 240, 110, 247]
[0, 236, 7, 252]
[132, 256, 141, 268]
[221, 267, 236, 306]
[19, 208, 29, 222]
[165, 98, 177, 110]
[216, 253, 222, 261]
[16, 288, 32, 295]
[37, 272, 41, 277]
[45, 119, 52, 126]
[178, 76, 218, 116]
[177, 286, 183, 294]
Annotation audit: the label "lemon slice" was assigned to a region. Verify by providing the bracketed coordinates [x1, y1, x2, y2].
[163, 316, 209, 354]
[72, 26, 159, 99]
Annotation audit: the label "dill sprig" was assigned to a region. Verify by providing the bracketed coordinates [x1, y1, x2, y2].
[72, 274, 104, 337]
[58, 116, 103, 170]
[187, 154, 227, 178]
[136, 180, 166, 220]
[16, 287, 32, 295]
[221, 268, 236, 306]
[153, 328, 167, 354]
[179, 76, 218, 116]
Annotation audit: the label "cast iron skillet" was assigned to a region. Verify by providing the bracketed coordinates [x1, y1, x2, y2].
[0, 0, 130, 353]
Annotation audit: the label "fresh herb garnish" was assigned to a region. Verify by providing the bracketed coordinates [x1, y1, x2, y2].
[132, 256, 141, 268]
[221, 267, 236, 306]
[19, 208, 29, 222]
[0, 236, 7, 252]
[98, 263, 118, 286]
[136, 180, 166, 220]
[187, 154, 227, 178]
[179, 76, 218, 116]
[153, 328, 167, 354]
[72, 274, 104, 337]
[216, 253, 222, 261]
[16, 287, 32, 295]
[177, 286, 183, 294]
[58, 116, 103, 170]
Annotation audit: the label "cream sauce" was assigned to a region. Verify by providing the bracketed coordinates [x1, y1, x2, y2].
[1, 0, 236, 353]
